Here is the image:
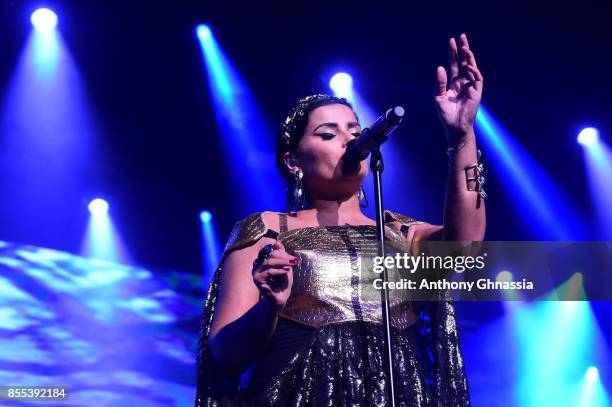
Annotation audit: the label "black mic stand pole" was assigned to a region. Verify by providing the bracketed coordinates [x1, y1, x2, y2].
[370, 147, 397, 407]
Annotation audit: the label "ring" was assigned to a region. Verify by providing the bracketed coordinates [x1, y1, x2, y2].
[252, 244, 274, 273]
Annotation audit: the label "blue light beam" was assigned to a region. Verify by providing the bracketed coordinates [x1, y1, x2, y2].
[575, 365, 611, 406]
[579, 128, 612, 239]
[195, 24, 284, 214]
[1, 15, 103, 252]
[81, 199, 132, 264]
[475, 105, 585, 239]
[199, 210, 221, 289]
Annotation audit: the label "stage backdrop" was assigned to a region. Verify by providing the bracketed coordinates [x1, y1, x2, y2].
[0, 241, 204, 406]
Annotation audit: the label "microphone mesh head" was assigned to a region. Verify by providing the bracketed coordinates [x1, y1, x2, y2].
[385, 106, 404, 124]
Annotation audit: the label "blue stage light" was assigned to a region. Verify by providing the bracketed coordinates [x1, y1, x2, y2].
[578, 127, 600, 146]
[196, 24, 212, 42]
[31, 8, 58, 32]
[329, 73, 353, 98]
[83, 198, 131, 263]
[200, 210, 212, 223]
[199, 210, 221, 289]
[496, 270, 513, 283]
[586, 366, 599, 383]
[580, 130, 612, 239]
[195, 22, 284, 212]
[88, 198, 109, 215]
[3, 8, 105, 254]
[475, 106, 585, 239]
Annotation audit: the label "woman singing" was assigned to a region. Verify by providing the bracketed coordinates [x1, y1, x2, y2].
[196, 33, 485, 406]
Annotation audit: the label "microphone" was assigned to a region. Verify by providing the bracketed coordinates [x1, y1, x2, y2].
[341, 106, 405, 175]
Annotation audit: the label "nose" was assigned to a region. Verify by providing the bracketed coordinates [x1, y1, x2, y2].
[342, 130, 358, 148]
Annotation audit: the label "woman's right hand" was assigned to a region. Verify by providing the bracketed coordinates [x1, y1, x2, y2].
[252, 240, 296, 310]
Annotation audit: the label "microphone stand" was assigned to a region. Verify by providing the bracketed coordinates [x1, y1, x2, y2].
[344, 105, 403, 405]
[370, 148, 397, 407]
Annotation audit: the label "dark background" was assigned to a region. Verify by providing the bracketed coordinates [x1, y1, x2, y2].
[0, 0, 610, 274]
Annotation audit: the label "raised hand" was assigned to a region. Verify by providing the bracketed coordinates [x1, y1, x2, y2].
[435, 33, 483, 147]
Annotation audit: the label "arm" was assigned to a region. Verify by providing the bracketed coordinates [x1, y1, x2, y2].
[417, 33, 486, 242]
[209, 238, 296, 376]
[208, 240, 273, 376]
[442, 130, 485, 242]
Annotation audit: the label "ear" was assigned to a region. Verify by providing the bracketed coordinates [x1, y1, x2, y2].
[284, 151, 300, 174]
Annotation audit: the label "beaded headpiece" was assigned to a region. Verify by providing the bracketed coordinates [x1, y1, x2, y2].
[280, 94, 349, 146]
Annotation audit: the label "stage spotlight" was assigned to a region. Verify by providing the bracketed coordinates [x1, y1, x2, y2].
[200, 210, 212, 223]
[580, 127, 612, 239]
[196, 22, 284, 212]
[579, 364, 609, 406]
[496, 270, 513, 283]
[82, 198, 131, 263]
[199, 209, 221, 288]
[329, 73, 353, 98]
[31, 8, 58, 32]
[88, 198, 109, 215]
[196, 24, 212, 42]
[496, 270, 523, 301]
[586, 366, 599, 383]
[578, 127, 600, 146]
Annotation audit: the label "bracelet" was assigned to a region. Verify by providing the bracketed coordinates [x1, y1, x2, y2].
[464, 149, 487, 199]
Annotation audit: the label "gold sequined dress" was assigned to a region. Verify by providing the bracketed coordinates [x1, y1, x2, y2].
[195, 211, 470, 406]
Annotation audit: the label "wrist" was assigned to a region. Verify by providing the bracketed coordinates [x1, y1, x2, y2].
[259, 294, 285, 313]
[446, 127, 476, 148]
[446, 132, 477, 159]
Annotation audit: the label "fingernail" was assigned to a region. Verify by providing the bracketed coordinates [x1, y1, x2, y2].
[290, 258, 299, 266]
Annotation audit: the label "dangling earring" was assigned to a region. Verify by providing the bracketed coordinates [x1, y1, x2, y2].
[289, 170, 305, 215]
[357, 185, 369, 208]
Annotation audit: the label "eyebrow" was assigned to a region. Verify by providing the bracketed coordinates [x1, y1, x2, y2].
[313, 122, 361, 132]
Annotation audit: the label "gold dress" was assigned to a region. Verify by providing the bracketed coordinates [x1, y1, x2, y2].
[195, 211, 470, 407]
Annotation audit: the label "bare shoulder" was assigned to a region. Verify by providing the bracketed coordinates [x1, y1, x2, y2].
[261, 211, 282, 233]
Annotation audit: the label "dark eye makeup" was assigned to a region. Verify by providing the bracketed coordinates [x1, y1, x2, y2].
[316, 132, 336, 140]
[315, 131, 361, 141]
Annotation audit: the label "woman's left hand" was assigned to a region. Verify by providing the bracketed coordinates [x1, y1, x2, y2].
[434, 33, 483, 147]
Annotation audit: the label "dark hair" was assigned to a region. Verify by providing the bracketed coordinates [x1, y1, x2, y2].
[275, 94, 354, 183]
